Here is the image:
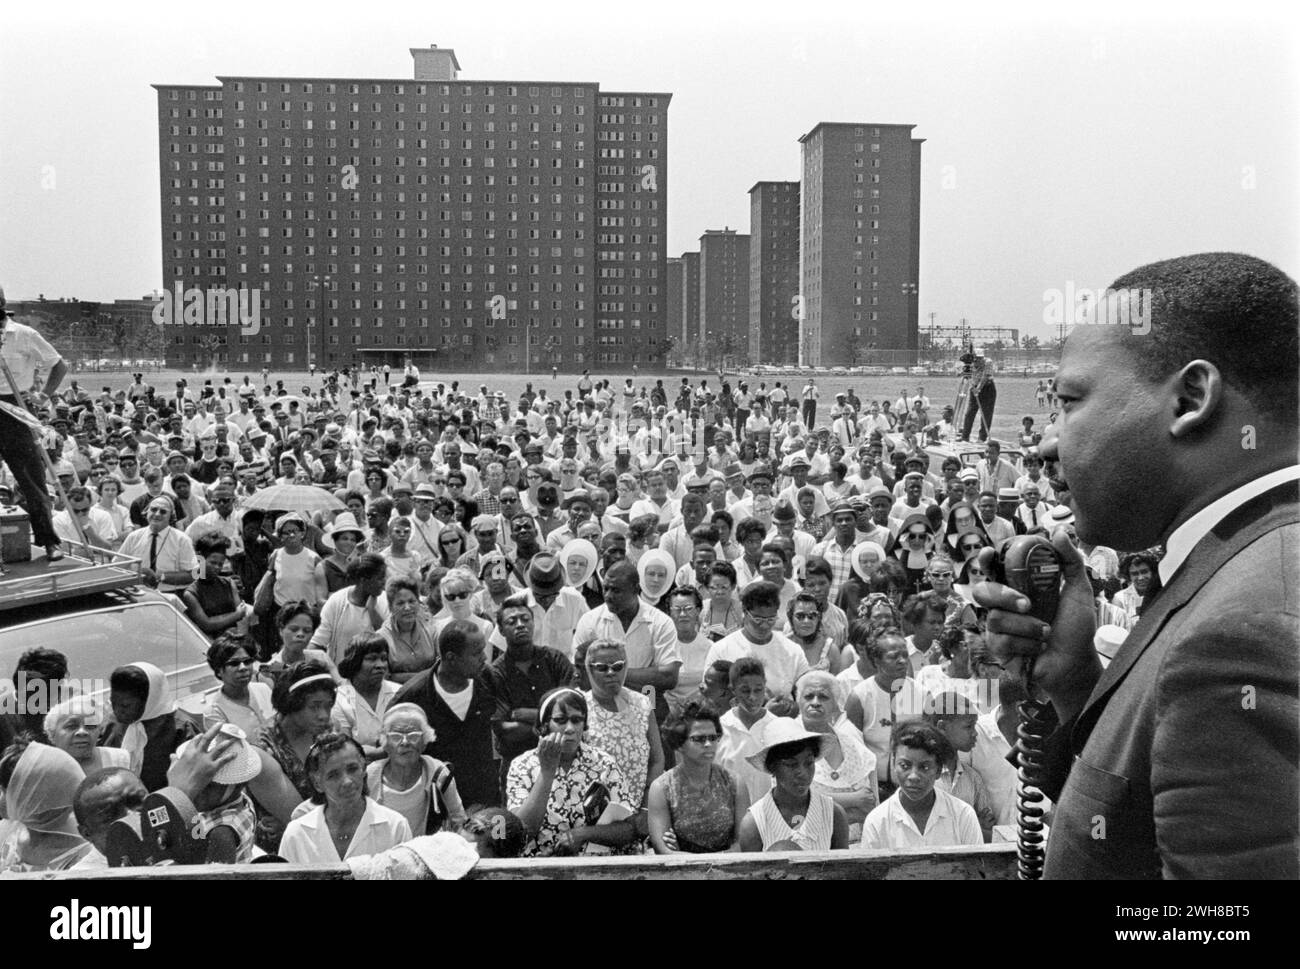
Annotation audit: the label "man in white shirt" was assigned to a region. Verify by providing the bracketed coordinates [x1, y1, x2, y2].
[859, 722, 983, 850]
[52, 485, 118, 551]
[704, 581, 809, 705]
[573, 561, 681, 701]
[118, 496, 197, 594]
[504, 554, 588, 660]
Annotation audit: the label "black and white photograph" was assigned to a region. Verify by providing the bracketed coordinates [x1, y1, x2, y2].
[0, 0, 1295, 940]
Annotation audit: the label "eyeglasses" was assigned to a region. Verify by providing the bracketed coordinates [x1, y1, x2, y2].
[687, 734, 720, 745]
[791, 611, 820, 623]
[746, 612, 779, 626]
[669, 605, 698, 615]
[443, 589, 471, 601]
[384, 730, 425, 746]
[928, 571, 954, 579]
[586, 660, 626, 674]
[225, 657, 257, 668]
[906, 530, 928, 540]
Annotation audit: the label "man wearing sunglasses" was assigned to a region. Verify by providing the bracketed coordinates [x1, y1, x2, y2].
[185, 484, 245, 556]
[119, 495, 197, 594]
[484, 593, 577, 786]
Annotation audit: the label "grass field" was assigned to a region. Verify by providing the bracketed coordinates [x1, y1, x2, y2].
[76, 368, 1055, 444]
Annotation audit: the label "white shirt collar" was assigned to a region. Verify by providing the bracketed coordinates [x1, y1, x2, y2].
[1159, 465, 1300, 585]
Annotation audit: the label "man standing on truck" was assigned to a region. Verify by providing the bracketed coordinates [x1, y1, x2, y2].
[0, 284, 69, 563]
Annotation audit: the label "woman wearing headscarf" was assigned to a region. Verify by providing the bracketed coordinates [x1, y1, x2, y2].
[636, 548, 676, 611]
[794, 486, 831, 541]
[43, 697, 130, 775]
[796, 669, 877, 844]
[943, 501, 992, 556]
[98, 662, 198, 791]
[0, 740, 94, 871]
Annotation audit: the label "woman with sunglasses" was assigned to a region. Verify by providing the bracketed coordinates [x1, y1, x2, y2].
[365, 703, 466, 836]
[505, 687, 637, 857]
[203, 630, 275, 736]
[647, 701, 748, 854]
[786, 590, 843, 674]
[430, 567, 497, 656]
[582, 639, 664, 833]
[278, 732, 412, 865]
[434, 523, 469, 569]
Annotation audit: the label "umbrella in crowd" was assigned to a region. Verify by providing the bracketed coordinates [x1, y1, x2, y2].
[237, 483, 344, 516]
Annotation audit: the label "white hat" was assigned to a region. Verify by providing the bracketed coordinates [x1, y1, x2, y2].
[744, 719, 828, 774]
[1094, 624, 1128, 668]
[174, 723, 263, 785]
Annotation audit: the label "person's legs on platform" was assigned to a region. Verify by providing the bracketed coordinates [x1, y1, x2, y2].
[0, 408, 60, 554]
[976, 383, 997, 442]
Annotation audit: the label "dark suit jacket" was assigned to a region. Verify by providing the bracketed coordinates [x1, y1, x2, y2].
[1042, 480, 1298, 879]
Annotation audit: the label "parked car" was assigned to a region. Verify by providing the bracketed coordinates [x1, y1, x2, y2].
[0, 586, 216, 720]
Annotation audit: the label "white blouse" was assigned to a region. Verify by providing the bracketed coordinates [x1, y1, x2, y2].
[278, 798, 412, 865]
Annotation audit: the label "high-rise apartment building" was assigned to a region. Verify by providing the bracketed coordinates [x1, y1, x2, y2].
[154, 46, 670, 370]
[680, 250, 701, 358]
[665, 256, 683, 361]
[747, 180, 800, 367]
[698, 228, 749, 368]
[798, 123, 921, 367]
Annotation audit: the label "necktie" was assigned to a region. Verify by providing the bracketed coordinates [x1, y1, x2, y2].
[149, 531, 159, 571]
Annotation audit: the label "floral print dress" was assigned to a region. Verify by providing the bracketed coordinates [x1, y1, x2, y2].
[583, 688, 652, 809]
[505, 744, 631, 857]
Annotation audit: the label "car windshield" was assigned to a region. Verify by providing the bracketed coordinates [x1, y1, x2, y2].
[0, 601, 213, 707]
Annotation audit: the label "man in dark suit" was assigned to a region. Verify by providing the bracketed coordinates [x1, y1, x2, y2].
[978, 252, 1298, 879]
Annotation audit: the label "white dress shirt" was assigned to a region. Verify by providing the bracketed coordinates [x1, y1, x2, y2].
[1158, 464, 1300, 585]
[573, 601, 681, 672]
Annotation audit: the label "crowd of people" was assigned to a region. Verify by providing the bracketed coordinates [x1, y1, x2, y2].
[0, 364, 1163, 871]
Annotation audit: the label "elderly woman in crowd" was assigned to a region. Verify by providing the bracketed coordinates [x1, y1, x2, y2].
[43, 697, 130, 775]
[98, 661, 197, 792]
[506, 687, 638, 857]
[331, 634, 401, 759]
[257, 512, 326, 617]
[365, 703, 466, 836]
[647, 701, 748, 854]
[0, 740, 94, 871]
[204, 630, 276, 736]
[796, 669, 877, 843]
[737, 719, 850, 852]
[278, 732, 412, 864]
[378, 577, 438, 682]
[582, 639, 664, 824]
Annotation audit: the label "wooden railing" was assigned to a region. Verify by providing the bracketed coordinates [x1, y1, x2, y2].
[10, 843, 1018, 880]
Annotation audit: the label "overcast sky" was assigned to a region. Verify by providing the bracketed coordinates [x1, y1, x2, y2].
[1, 0, 1295, 339]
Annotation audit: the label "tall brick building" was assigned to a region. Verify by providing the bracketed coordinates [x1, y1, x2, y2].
[798, 123, 921, 367]
[698, 228, 749, 368]
[679, 249, 701, 360]
[154, 46, 670, 371]
[747, 180, 800, 367]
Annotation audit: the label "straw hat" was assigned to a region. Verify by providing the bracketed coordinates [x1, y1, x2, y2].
[744, 718, 829, 774]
